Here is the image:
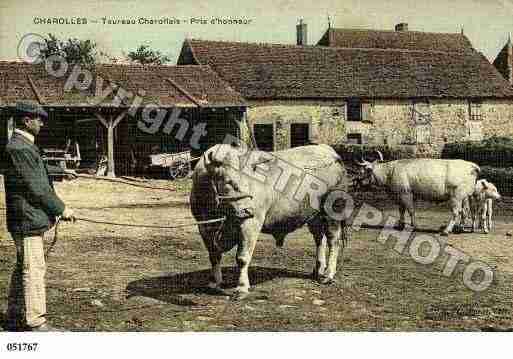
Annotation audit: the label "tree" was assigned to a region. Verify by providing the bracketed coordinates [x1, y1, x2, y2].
[126, 45, 171, 65]
[40, 33, 98, 68]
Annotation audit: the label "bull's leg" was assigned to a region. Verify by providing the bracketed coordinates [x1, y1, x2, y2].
[460, 197, 470, 229]
[233, 217, 263, 300]
[397, 202, 407, 230]
[399, 192, 416, 229]
[487, 200, 494, 232]
[308, 219, 327, 280]
[482, 202, 490, 234]
[199, 225, 225, 293]
[322, 219, 344, 284]
[470, 197, 479, 232]
[442, 196, 463, 236]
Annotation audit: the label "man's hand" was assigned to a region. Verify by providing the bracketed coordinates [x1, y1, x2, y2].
[61, 207, 76, 222]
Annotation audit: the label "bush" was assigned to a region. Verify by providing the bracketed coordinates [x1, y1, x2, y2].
[333, 143, 417, 163]
[479, 166, 513, 197]
[441, 136, 513, 168]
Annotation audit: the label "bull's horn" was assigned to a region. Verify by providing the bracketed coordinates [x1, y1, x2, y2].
[375, 150, 384, 162]
[204, 151, 214, 166]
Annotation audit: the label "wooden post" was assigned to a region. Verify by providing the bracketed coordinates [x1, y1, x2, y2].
[95, 110, 127, 177]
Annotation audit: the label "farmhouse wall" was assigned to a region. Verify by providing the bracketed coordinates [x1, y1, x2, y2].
[245, 100, 345, 150]
[244, 98, 513, 157]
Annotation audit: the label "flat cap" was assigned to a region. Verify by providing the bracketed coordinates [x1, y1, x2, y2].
[16, 100, 48, 119]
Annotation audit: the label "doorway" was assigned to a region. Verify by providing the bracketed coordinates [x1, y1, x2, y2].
[254, 124, 274, 151]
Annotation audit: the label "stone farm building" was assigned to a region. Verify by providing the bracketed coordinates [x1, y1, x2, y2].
[178, 23, 513, 156]
[0, 62, 246, 176]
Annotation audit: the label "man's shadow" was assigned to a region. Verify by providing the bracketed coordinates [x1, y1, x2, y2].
[126, 266, 309, 306]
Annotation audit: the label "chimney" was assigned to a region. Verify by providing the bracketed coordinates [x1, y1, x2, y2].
[296, 19, 307, 46]
[395, 23, 408, 31]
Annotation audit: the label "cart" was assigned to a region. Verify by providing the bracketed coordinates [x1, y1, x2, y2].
[149, 150, 192, 179]
[41, 141, 81, 180]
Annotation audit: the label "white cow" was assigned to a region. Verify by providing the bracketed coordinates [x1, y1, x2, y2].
[469, 179, 501, 233]
[357, 152, 480, 235]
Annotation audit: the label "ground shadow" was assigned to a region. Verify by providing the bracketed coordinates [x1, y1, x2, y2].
[126, 266, 309, 306]
[360, 223, 442, 234]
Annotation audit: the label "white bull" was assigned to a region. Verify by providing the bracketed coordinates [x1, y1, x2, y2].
[357, 152, 480, 235]
[190, 143, 352, 300]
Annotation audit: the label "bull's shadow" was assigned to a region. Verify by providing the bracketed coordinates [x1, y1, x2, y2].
[360, 223, 447, 235]
[126, 266, 309, 306]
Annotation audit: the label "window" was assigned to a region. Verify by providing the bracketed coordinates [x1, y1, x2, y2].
[467, 101, 484, 141]
[412, 101, 432, 125]
[415, 124, 431, 144]
[411, 100, 432, 144]
[347, 99, 362, 121]
[469, 101, 483, 121]
[347, 99, 373, 123]
[347, 133, 363, 144]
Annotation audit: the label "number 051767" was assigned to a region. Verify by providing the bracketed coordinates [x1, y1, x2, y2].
[6, 343, 39, 351]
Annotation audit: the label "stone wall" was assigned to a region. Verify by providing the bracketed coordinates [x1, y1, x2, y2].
[244, 98, 513, 157]
[245, 100, 345, 150]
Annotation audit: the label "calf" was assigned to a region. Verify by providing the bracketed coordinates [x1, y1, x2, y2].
[470, 179, 501, 233]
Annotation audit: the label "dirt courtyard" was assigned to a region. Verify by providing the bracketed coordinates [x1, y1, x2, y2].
[1, 177, 513, 331]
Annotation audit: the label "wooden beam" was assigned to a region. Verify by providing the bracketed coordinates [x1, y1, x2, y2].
[95, 112, 108, 128]
[106, 120, 115, 177]
[26, 74, 46, 105]
[112, 109, 128, 128]
[165, 78, 204, 107]
[94, 112, 116, 177]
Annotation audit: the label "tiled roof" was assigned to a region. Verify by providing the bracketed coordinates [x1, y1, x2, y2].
[316, 28, 474, 53]
[178, 39, 513, 99]
[0, 61, 246, 107]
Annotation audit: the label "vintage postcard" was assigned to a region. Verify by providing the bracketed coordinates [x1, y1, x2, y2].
[0, 0, 512, 356]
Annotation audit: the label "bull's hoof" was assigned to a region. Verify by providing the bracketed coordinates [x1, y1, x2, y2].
[230, 291, 250, 301]
[318, 276, 335, 285]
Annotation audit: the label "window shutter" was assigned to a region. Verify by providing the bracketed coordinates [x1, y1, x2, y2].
[361, 102, 373, 123]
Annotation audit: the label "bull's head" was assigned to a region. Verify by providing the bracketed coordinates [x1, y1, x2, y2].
[354, 150, 384, 188]
[203, 144, 254, 204]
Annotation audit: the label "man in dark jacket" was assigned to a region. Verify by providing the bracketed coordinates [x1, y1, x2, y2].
[4, 101, 75, 331]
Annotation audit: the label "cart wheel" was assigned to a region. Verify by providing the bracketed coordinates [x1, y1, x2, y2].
[169, 159, 190, 179]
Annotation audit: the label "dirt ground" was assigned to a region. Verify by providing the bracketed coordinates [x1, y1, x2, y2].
[1, 177, 513, 331]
